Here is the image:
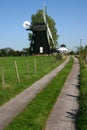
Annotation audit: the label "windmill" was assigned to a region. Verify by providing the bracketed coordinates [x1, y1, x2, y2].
[23, 4, 55, 55]
[43, 4, 55, 48]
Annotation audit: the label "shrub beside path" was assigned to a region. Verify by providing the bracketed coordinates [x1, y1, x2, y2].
[45, 57, 80, 130]
[0, 57, 70, 130]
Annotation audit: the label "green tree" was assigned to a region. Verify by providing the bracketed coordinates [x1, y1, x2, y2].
[76, 45, 87, 63]
[29, 9, 59, 48]
[84, 45, 87, 53]
[60, 44, 66, 47]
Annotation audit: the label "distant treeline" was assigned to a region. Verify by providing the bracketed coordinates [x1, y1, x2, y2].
[0, 47, 30, 56]
[0, 47, 59, 57]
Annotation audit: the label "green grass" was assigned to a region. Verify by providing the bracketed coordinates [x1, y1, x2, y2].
[76, 58, 87, 130]
[4, 57, 74, 130]
[0, 56, 64, 106]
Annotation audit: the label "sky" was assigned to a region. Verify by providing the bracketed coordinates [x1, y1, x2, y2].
[0, 0, 87, 51]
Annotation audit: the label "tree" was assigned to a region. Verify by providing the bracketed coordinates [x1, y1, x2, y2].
[76, 45, 87, 63]
[29, 9, 59, 47]
[22, 48, 30, 55]
[0, 47, 14, 56]
[60, 44, 66, 47]
[84, 45, 87, 53]
[0, 47, 22, 57]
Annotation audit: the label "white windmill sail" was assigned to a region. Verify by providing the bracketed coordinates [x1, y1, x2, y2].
[43, 4, 55, 47]
[43, 5, 50, 44]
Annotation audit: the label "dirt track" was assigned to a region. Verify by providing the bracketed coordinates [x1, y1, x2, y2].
[45, 57, 80, 130]
[0, 57, 70, 130]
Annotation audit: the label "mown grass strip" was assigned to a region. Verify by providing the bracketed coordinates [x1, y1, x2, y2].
[76, 58, 87, 130]
[4, 57, 74, 130]
[0, 56, 64, 106]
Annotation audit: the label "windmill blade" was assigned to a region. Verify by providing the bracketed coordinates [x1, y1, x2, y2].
[43, 6, 47, 24]
[43, 4, 55, 47]
[47, 24, 55, 46]
[43, 9, 50, 45]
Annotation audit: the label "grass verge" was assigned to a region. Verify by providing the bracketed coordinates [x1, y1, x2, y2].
[4, 57, 74, 130]
[76, 58, 87, 130]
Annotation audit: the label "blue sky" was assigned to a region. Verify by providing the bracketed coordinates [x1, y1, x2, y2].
[0, 0, 87, 51]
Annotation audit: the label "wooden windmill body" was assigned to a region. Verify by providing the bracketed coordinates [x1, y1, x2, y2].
[24, 6, 55, 55]
[30, 22, 51, 55]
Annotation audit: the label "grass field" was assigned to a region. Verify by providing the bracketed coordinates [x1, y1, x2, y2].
[0, 56, 64, 106]
[4, 57, 74, 130]
[76, 58, 87, 130]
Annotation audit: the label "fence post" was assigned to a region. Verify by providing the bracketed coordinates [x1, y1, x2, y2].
[26, 60, 30, 76]
[1, 67, 5, 88]
[51, 56, 52, 64]
[86, 55, 87, 64]
[14, 61, 20, 83]
[34, 58, 37, 74]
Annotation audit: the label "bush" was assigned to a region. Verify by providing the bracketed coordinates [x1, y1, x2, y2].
[56, 53, 62, 60]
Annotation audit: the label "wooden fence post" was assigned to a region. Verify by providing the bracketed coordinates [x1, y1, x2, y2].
[34, 58, 37, 74]
[26, 60, 30, 76]
[14, 61, 20, 83]
[86, 55, 87, 64]
[1, 67, 5, 88]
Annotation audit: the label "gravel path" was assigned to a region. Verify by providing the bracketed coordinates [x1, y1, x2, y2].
[0, 57, 70, 130]
[45, 57, 80, 130]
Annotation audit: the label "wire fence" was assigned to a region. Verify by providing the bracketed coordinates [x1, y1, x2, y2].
[0, 56, 58, 89]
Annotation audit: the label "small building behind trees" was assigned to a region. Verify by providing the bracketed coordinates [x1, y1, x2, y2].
[57, 44, 71, 53]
